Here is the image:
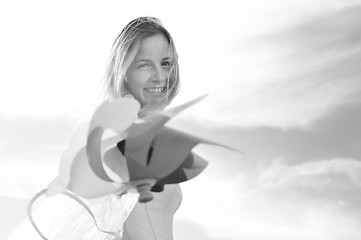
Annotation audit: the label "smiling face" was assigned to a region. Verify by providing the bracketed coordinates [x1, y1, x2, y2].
[125, 34, 172, 107]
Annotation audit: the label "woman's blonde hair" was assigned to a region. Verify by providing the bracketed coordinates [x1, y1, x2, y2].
[102, 17, 180, 116]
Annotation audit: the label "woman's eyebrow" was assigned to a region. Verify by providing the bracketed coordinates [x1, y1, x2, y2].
[134, 58, 151, 63]
[134, 57, 172, 63]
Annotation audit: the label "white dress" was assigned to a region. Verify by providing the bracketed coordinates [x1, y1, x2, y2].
[6, 184, 182, 240]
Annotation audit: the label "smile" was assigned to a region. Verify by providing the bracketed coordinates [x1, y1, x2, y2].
[144, 87, 166, 93]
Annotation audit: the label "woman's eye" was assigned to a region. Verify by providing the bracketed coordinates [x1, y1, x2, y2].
[162, 61, 172, 68]
[138, 63, 151, 69]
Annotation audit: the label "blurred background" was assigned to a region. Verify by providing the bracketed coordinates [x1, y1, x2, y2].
[1, 0, 361, 239]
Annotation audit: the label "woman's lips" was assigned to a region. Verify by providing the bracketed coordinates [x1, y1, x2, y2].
[144, 87, 166, 94]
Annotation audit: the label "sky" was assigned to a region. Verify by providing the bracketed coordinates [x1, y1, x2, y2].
[1, 0, 361, 239]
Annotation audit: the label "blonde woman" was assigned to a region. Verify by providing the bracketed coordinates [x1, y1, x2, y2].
[7, 17, 182, 240]
[104, 16, 182, 240]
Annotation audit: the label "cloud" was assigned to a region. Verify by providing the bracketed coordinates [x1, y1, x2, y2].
[0, 153, 58, 198]
[177, 3, 361, 130]
[174, 218, 236, 240]
[0, 196, 28, 239]
[0, 116, 74, 156]
[169, 102, 361, 165]
[177, 154, 361, 240]
[0, 116, 74, 198]
[0, 0, 108, 119]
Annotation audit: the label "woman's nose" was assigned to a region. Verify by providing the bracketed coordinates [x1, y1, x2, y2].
[152, 67, 166, 83]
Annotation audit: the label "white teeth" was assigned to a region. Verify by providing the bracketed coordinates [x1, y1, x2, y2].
[145, 87, 165, 93]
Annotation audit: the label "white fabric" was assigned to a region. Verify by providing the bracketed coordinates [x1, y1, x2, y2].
[6, 184, 182, 240]
[7, 192, 138, 240]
